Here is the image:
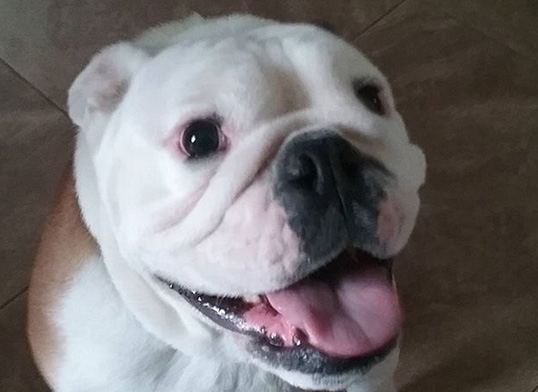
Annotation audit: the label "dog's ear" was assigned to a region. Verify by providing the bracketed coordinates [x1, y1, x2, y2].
[68, 43, 149, 127]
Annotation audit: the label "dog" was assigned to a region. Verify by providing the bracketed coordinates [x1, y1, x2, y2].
[28, 14, 426, 392]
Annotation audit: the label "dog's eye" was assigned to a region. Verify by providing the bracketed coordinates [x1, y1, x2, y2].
[181, 120, 221, 159]
[353, 81, 384, 115]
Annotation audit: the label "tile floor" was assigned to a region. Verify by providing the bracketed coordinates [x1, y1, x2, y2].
[0, 1, 537, 391]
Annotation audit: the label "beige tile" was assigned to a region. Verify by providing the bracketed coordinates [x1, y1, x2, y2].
[0, 62, 72, 305]
[356, 1, 538, 391]
[426, 0, 538, 60]
[0, 294, 50, 391]
[0, 0, 402, 107]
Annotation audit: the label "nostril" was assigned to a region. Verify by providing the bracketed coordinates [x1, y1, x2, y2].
[342, 160, 357, 179]
[340, 150, 360, 179]
[287, 153, 319, 191]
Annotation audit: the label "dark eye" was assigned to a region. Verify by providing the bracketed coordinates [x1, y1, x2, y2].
[353, 81, 384, 115]
[181, 120, 221, 159]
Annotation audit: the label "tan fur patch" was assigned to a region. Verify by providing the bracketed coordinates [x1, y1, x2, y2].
[27, 164, 97, 385]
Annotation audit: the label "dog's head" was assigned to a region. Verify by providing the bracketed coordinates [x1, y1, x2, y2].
[70, 15, 425, 391]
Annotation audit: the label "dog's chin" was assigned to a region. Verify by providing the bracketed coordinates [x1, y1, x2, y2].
[247, 335, 398, 391]
[158, 248, 401, 389]
[256, 346, 399, 391]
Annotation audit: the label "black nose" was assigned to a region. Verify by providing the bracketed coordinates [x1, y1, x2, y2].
[279, 134, 362, 199]
[274, 131, 389, 262]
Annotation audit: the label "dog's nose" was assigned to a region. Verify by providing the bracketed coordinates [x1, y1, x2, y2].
[281, 134, 360, 199]
[278, 132, 365, 209]
[274, 130, 390, 261]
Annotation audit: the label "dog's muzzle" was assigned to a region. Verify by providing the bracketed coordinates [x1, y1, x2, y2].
[274, 130, 392, 265]
[162, 130, 401, 376]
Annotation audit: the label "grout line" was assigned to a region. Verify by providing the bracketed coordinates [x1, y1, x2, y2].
[354, 0, 538, 65]
[0, 286, 29, 312]
[0, 0, 408, 119]
[532, 384, 538, 392]
[409, 0, 538, 65]
[354, 0, 410, 39]
[430, 7, 538, 65]
[0, 56, 68, 116]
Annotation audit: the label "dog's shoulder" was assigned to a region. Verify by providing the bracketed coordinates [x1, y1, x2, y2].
[27, 164, 98, 386]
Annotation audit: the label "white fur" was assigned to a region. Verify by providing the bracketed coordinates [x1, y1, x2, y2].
[53, 14, 426, 392]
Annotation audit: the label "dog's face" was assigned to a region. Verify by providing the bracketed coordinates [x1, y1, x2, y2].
[70, 15, 425, 391]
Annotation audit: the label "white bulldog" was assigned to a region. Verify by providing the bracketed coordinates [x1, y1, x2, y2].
[28, 14, 426, 392]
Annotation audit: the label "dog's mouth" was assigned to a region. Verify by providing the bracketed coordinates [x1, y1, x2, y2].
[161, 249, 401, 374]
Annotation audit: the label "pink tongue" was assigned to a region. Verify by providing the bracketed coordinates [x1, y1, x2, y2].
[265, 265, 402, 358]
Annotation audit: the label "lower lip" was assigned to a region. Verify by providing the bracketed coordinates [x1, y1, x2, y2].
[248, 334, 398, 375]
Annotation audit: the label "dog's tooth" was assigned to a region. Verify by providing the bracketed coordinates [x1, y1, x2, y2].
[243, 295, 261, 304]
[268, 333, 284, 347]
[293, 331, 307, 347]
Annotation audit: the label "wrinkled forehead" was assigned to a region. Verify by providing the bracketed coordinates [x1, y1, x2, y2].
[119, 26, 387, 138]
